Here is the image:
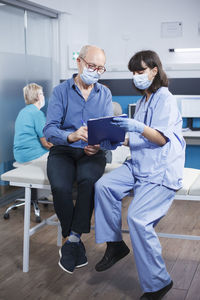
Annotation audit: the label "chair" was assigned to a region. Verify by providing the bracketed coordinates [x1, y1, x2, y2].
[3, 161, 53, 223]
[112, 101, 122, 116]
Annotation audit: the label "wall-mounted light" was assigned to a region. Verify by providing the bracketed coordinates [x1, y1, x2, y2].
[169, 48, 200, 53]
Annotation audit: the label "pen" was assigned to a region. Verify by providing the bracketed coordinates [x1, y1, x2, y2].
[81, 120, 87, 126]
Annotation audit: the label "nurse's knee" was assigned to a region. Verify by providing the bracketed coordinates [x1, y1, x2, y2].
[95, 175, 108, 193]
[127, 206, 144, 230]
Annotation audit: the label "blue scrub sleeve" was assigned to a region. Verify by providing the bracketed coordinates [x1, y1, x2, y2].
[149, 94, 179, 141]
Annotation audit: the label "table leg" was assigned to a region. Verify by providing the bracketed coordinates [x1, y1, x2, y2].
[23, 186, 31, 272]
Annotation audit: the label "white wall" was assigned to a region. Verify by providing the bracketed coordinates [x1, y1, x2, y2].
[30, 0, 89, 80]
[88, 0, 200, 79]
[30, 0, 200, 80]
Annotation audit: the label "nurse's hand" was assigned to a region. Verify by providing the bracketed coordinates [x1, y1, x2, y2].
[111, 117, 145, 133]
[100, 140, 122, 150]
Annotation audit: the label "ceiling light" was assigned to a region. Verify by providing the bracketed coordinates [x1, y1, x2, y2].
[169, 48, 200, 53]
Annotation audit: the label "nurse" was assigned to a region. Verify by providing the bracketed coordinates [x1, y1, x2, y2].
[94, 50, 185, 300]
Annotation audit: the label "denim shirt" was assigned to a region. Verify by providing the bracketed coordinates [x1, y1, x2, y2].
[44, 75, 113, 148]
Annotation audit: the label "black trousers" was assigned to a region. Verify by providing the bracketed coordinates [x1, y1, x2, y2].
[47, 146, 106, 238]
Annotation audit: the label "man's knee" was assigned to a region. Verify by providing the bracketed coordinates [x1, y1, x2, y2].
[78, 170, 104, 188]
[51, 183, 72, 199]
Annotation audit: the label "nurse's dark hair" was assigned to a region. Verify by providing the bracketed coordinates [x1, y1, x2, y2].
[128, 50, 168, 93]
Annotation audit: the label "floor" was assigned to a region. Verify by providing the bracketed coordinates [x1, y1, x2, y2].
[0, 196, 200, 300]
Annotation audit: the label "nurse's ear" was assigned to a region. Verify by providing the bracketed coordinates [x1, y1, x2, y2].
[152, 66, 158, 77]
[149, 66, 158, 81]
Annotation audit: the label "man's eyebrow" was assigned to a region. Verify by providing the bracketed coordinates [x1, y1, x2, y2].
[88, 62, 104, 67]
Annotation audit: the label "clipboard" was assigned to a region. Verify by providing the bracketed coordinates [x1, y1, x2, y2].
[87, 114, 127, 145]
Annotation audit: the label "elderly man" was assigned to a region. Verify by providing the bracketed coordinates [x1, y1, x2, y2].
[44, 45, 113, 274]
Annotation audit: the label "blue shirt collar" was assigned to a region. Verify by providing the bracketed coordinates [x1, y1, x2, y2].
[70, 74, 100, 92]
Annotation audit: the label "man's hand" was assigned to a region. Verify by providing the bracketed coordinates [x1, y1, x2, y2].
[111, 117, 145, 133]
[84, 144, 100, 156]
[67, 126, 88, 143]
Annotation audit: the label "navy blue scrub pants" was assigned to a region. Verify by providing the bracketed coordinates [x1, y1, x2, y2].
[47, 145, 106, 238]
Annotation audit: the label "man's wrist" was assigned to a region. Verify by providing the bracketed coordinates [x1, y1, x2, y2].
[67, 133, 74, 143]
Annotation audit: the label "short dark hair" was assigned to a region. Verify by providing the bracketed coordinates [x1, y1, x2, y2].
[128, 50, 168, 94]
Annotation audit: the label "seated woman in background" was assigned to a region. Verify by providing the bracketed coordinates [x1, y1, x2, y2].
[14, 83, 53, 164]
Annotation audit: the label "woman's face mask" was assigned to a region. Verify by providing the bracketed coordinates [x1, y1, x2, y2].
[132, 73, 153, 90]
[40, 97, 45, 109]
[80, 67, 101, 86]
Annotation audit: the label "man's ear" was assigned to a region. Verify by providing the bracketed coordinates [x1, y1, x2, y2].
[77, 57, 81, 63]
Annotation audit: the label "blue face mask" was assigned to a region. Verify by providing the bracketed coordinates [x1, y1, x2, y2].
[80, 67, 101, 85]
[133, 73, 153, 90]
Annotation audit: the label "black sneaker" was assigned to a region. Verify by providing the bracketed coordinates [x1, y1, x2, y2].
[95, 240, 130, 272]
[76, 240, 88, 268]
[140, 280, 173, 300]
[58, 242, 79, 274]
[58, 241, 88, 274]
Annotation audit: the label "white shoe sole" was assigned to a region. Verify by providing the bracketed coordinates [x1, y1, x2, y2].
[58, 261, 74, 274]
[76, 261, 88, 268]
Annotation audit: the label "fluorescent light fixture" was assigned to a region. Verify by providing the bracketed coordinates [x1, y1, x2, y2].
[169, 48, 200, 53]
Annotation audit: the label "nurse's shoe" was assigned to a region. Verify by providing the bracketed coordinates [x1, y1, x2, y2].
[140, 280, 173, 300]
[95, 240, 130, 272]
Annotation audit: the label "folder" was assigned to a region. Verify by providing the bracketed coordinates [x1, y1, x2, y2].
[87, 114, 127, 145]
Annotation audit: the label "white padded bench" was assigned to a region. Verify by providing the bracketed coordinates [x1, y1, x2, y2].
[1, 160, 122, 272]
[1, 162, 200, 272]
[156, 167, 200, 240]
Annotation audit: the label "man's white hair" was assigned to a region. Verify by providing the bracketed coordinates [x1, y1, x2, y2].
[79, 45, 105, 58]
